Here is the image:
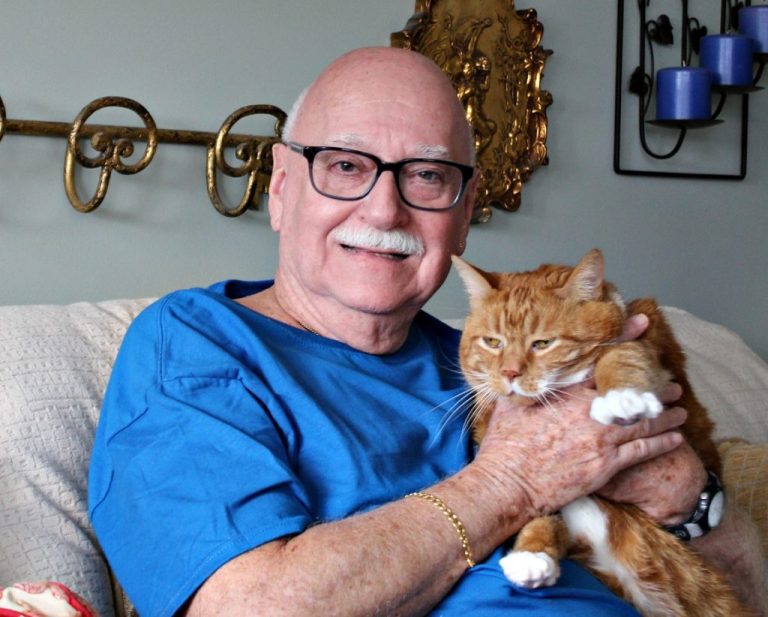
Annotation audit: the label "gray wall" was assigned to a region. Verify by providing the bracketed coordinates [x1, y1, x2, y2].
[1, 1, 766, 361]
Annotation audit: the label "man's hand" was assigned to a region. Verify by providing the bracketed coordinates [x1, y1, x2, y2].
[596, 434, 706, 523]
[472, 387, 687, 520]
[595, 381, 706, 523]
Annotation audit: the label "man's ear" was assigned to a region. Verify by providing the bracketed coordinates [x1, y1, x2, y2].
[267, 143, 288, 232]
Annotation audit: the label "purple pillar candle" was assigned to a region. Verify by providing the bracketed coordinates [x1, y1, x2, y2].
[700, 34, 754, 85]
[655, 67, 712, 120]
[739, 6, 768, 54]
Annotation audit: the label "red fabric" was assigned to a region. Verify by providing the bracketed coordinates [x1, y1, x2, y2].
[0, 582, 95, 617]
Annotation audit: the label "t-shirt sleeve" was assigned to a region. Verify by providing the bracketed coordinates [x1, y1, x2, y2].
[88, 294, 313, 617]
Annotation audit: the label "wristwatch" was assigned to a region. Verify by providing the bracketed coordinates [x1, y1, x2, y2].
[664, 470, 725, 541]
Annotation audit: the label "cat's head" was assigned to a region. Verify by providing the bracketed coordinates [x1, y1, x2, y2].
[453, 249, 626, 422]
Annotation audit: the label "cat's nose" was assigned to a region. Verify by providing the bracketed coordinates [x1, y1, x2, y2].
[501, 368, 520, 381]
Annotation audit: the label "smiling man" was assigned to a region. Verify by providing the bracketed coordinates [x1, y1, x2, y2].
[88, 48, 740, 617]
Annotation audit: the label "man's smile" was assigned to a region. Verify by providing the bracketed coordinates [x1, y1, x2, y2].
[340, 243, 410, 261]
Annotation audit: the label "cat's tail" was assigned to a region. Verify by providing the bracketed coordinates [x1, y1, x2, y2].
[562, 496, 758, 617]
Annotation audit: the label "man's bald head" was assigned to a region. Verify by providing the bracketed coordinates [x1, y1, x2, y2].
[282, 47, 474, 164]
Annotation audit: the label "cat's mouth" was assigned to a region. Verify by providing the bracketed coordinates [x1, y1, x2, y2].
[506, 367, 593, 400]
[509, 381, 543, 399]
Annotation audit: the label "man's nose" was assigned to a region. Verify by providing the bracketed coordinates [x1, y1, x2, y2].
[357, 170, 408, 226]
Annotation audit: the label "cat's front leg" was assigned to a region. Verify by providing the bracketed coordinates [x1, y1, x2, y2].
[590, 342, 667, 426]
[590, 388, 663, 425]
[500, 515, 567, 589]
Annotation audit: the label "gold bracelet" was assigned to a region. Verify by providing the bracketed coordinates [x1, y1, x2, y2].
[407, 491, 476, 568]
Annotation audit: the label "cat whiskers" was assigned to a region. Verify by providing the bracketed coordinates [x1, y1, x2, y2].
[431, 387, 475, 434]
[446, 379, 499, 441]
[432, 345, 470, 380]
[528, 387, 566, 412]
[429, 382, 491, 445]
[464, 379, 499, 422]
[535, 373, 599, 412]
[425, 351, 480, 441]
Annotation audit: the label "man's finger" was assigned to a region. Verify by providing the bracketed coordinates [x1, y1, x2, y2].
[618, 313, 649, 342]
[659, 382, 683, 404]
[616, 429, 684, 469]
[619, 406, 687, 440]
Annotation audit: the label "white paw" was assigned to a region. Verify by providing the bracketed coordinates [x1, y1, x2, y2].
[499, 551, 560, 588]
[590, 388, 663, 425]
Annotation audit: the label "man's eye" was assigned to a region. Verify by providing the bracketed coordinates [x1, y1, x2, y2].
[531, 339, 553, 350]
[406, 166, 446, 185]
[416, 169, 444, 183]
[319, 152, 372, 175]
[482, 336, 503, 349]
[333, 160, 360, 173]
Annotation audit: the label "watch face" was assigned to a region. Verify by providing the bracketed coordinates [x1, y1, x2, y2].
[708, 491, 725, 528]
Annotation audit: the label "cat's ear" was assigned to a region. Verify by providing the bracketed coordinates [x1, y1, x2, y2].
[452, 255, 495, 309]
[557, 249, 605, 301]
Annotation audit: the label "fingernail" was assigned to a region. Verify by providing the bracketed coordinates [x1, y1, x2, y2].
[672, 407, 688, 423]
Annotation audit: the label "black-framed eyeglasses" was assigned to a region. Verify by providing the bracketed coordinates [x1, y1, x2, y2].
[285, 141, 474, 211]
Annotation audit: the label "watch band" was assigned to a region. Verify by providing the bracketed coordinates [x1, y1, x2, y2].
[664, 470, 725, 541]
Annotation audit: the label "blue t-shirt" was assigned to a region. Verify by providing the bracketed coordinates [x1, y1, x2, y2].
[88, 280, 639, 617]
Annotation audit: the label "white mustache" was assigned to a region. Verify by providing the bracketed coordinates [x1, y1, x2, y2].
[330, 225, 425, 256]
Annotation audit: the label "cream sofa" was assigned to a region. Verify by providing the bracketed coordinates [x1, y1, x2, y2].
[1, 298, 767, 616]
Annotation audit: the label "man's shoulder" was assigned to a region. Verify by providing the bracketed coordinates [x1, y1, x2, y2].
[129, 280, 269, 334]
[114, 284, 262, 379]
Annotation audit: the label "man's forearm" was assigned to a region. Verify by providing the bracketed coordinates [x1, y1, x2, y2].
[184, 465, 527, 617]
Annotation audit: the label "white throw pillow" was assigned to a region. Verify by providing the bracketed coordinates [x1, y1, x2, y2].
[0, 298, 153, 617]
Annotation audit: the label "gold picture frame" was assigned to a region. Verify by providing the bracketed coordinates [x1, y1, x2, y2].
[392, 0, 552, 223]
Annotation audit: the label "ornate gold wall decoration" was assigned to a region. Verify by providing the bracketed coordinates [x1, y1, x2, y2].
[64, 97, 158, 213]
[0, 96, 6, 142]
[1, 94, 284, 216]
[206, 105, 286, 217]
[392, 0, 553, 223]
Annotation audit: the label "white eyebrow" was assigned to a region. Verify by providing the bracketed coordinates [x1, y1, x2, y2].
[327, 133, 365, 147]
[414, 143, 451, 159]
[326, 134, 452, 160]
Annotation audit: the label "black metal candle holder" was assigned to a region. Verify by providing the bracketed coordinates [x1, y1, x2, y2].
[614, 0, 766, 179]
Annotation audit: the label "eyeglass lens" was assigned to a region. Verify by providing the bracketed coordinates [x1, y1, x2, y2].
[310, 149, 464, 210]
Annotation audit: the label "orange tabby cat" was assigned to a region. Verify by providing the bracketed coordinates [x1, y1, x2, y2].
[452, 249, 755, 617]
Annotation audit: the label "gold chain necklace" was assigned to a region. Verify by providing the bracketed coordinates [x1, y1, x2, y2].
[294, 316, 320, 336]
[274, 292, 320, 336]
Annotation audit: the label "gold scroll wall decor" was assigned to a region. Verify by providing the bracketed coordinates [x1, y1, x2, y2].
[392, 0, 553, 223]
[0, 93, 286, 217]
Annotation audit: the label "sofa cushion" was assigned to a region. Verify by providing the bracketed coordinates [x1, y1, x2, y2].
[719, 440, 768, 555]
[662, 306, 768, 443]
[0, 299, 152, 617]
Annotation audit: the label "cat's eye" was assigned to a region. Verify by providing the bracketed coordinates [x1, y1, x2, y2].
[481, 336, 504, 349]
[531, 339, 553, 350]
